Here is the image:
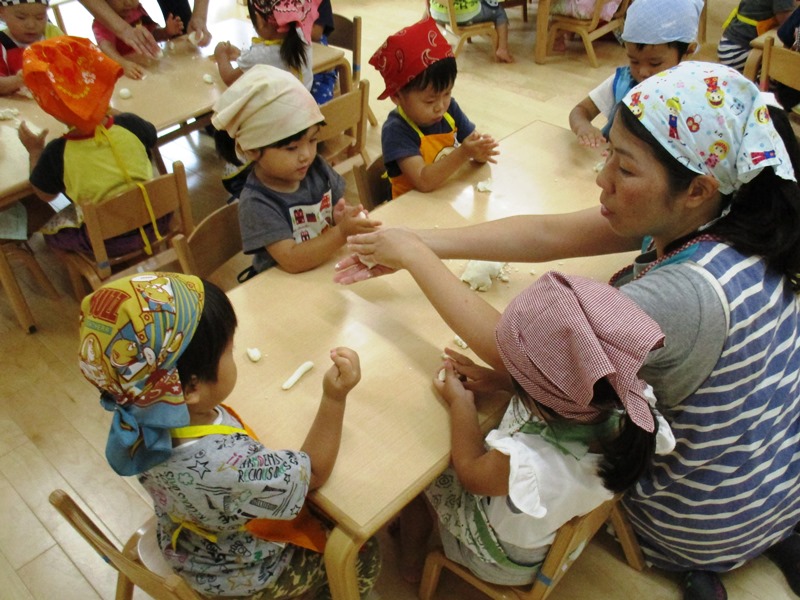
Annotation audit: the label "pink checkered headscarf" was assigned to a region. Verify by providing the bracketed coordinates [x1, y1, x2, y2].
[250, 0, 320, 44]
[495, 272, 664, 432]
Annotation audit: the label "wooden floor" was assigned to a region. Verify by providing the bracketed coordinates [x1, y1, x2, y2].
[0, 0, 795, 598]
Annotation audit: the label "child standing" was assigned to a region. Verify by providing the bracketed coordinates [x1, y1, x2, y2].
[369, 16, 499, 199]
[428, 0, 514, 62]
[92, 0, 184, 79]
[214, 0, 318, 89]
[77, 272, 381, 598]
[18, 36, 164, 258]
[398, 272, 673, 584]
[212, 65, 378, 276]
[0, 0, 63, 95]
[568, 0, 703, 148]
[717, 0, 797, 72]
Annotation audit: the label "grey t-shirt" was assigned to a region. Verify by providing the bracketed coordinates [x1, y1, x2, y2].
[617, 259, 727, 411]
[723, 0, 796, 46]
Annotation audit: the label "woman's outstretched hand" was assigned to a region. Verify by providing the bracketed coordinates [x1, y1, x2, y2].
[333, 228, 423, 284]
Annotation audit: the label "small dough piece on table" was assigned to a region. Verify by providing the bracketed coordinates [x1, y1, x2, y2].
[202, 73, 214, 84]
[460, 260, 505, 292]
[119, 88, 132, 99]
[453, 335, 468, 349]
[246, 347, 262, 362]
[437, 368, 447, 382]
[282, 361, 314, 390]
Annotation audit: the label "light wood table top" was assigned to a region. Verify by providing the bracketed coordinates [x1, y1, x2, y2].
[226, 121, 636, 599]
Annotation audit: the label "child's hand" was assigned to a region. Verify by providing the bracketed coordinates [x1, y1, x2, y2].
[121, 59, 146, 80]
[574, 124, 607, 149]
[322, 346, 361, 401]
[433, 361, 475, 409]
[165, 13, 184, 37]
[442, 348, 513, 395]
[214, 41, 240, 62]
[462, 131, 499, 164]
[336, 200, 381, 238]
[18, 121, 48, 154]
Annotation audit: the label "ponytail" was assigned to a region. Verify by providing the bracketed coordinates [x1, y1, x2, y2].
[597, 411, 657, 494]
[280, 26, 309, 75]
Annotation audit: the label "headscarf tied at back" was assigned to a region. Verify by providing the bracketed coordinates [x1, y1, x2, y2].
[250, 0, 320, 44]
[78, 273, 204, 476]
[495, 272, 665, 432]
[621, 0, 704, 44]
[622, 61, 796, 196]
[22, 36, 122, 132]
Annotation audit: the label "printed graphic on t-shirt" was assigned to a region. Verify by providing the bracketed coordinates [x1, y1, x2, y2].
[290, 189, 334, 244]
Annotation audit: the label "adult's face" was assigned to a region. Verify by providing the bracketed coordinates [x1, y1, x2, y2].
[596, 114, 704, 256]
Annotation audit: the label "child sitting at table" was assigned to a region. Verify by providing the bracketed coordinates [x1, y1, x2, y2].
[0, 0, 63, 95]
[568, 0, 703, 148]
[214, 0, 318, 89]
[212, 64, 378, 277]
[92, 0, 184, 80]
[77, 272, 381, 598]
[717, 0, 797, 72]
[369, 16, 499, 200]
[427, 0, 514, 62]
[18, 36, 164, 258]
[397, 272, 674, 584]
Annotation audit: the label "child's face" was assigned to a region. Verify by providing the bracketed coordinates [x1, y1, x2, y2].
[107, 0, 140, 19]
[253, 125, 321, 192]
[625, 43, 683, 84]
[392, 83, 454, 129]
[0, 3, 48, 45]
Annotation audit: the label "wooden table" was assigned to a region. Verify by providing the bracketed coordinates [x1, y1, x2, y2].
[226, 121, 636, 599]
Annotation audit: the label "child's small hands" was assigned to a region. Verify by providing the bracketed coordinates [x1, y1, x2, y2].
[443, 347, 513, 395]
[165, 13, 184, 37]
[121, 59, 146, 80]
[322, 346, 361, 400]
[433, 361, 475, 408]
[337, 200, 380, 238]
[18, 121, 48, 153]
[462, 131, 499, 164]
[574, 124, 607, 149]
[214, 41, 240, 61]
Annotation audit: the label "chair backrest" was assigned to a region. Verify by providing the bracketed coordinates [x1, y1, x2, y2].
[173, 200, 243, 283]
[327, 14, 362, 84]
[437, 0, 498, 56]
[318, 79, 370, 168]
[80, 161, 195, 280]
[760, 35, 800, 91]
[353, 154, 391, 211]
[48, 489, 202, 600]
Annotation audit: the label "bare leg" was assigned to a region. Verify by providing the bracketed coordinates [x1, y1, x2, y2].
[495, 22, 514, 63]
[398, 494, 434, 583]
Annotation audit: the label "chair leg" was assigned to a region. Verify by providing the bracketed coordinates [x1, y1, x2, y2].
[418, 549, 446, 600]
[10, 243, 59, 299]
[367, 105, 378, 127]
[609, 503, 646, 571]
[114, 573, 136, 600]
[579, 31, 599, 68]
[454, 36, 468, 57]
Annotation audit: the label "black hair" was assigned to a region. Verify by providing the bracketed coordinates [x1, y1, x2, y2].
[213, 127, 243, 166]
[400, 57, 457, 95]
[176, 280, 238, 384]
[512, 378, 657, 494]
[268, 123, 323, 149]
[631, 41, 692, 60]
[618, 104, 800, 290]
[247, 2, 309, 74]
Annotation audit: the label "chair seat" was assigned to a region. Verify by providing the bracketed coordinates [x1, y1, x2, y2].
[137, 517, 176, 579]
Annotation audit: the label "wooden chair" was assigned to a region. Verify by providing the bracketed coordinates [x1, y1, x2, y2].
[327, 14, 378, 127]
[353, 154, 391, 211]
[54, 161, 195, 300]
[173, 200, 244, 289]
[437, 0, 498, 57]
[504, 0, 529, 22]
[49, 489, 202, 600]
[546, 0, 631, 68]
[418, 496, 645, 600]
[759, 35, 800, 91]
[318, 79, 371, 172]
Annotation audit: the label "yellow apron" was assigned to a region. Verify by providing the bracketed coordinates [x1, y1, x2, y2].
[722, 7, 778, 36]
[389, 106, 458, 198]
[169, 404, 328, 552]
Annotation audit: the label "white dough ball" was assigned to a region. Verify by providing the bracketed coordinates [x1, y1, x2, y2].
[119, 88, 132, 99]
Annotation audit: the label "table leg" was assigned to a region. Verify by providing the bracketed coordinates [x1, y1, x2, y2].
[0, 247, 36, 333]
[535, 0, 552, 64]
[324, 527, 363, 600]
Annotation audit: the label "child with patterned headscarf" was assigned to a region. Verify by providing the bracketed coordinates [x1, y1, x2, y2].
[78, 272, 380, 598]
[568, 0, 704, 148]
[214, 0, 320, 90]
[370, 16, 499, 199]
[396, 271, 673, 584]
[0, 0, 63, 95]
[17, 36, 165, 257]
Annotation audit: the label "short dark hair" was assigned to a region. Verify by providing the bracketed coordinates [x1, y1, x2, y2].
[268, 122, 324, 149]
[176, 280, 238, 384]
[631, 41, 692, 59]
[400, 57, 457, 95]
